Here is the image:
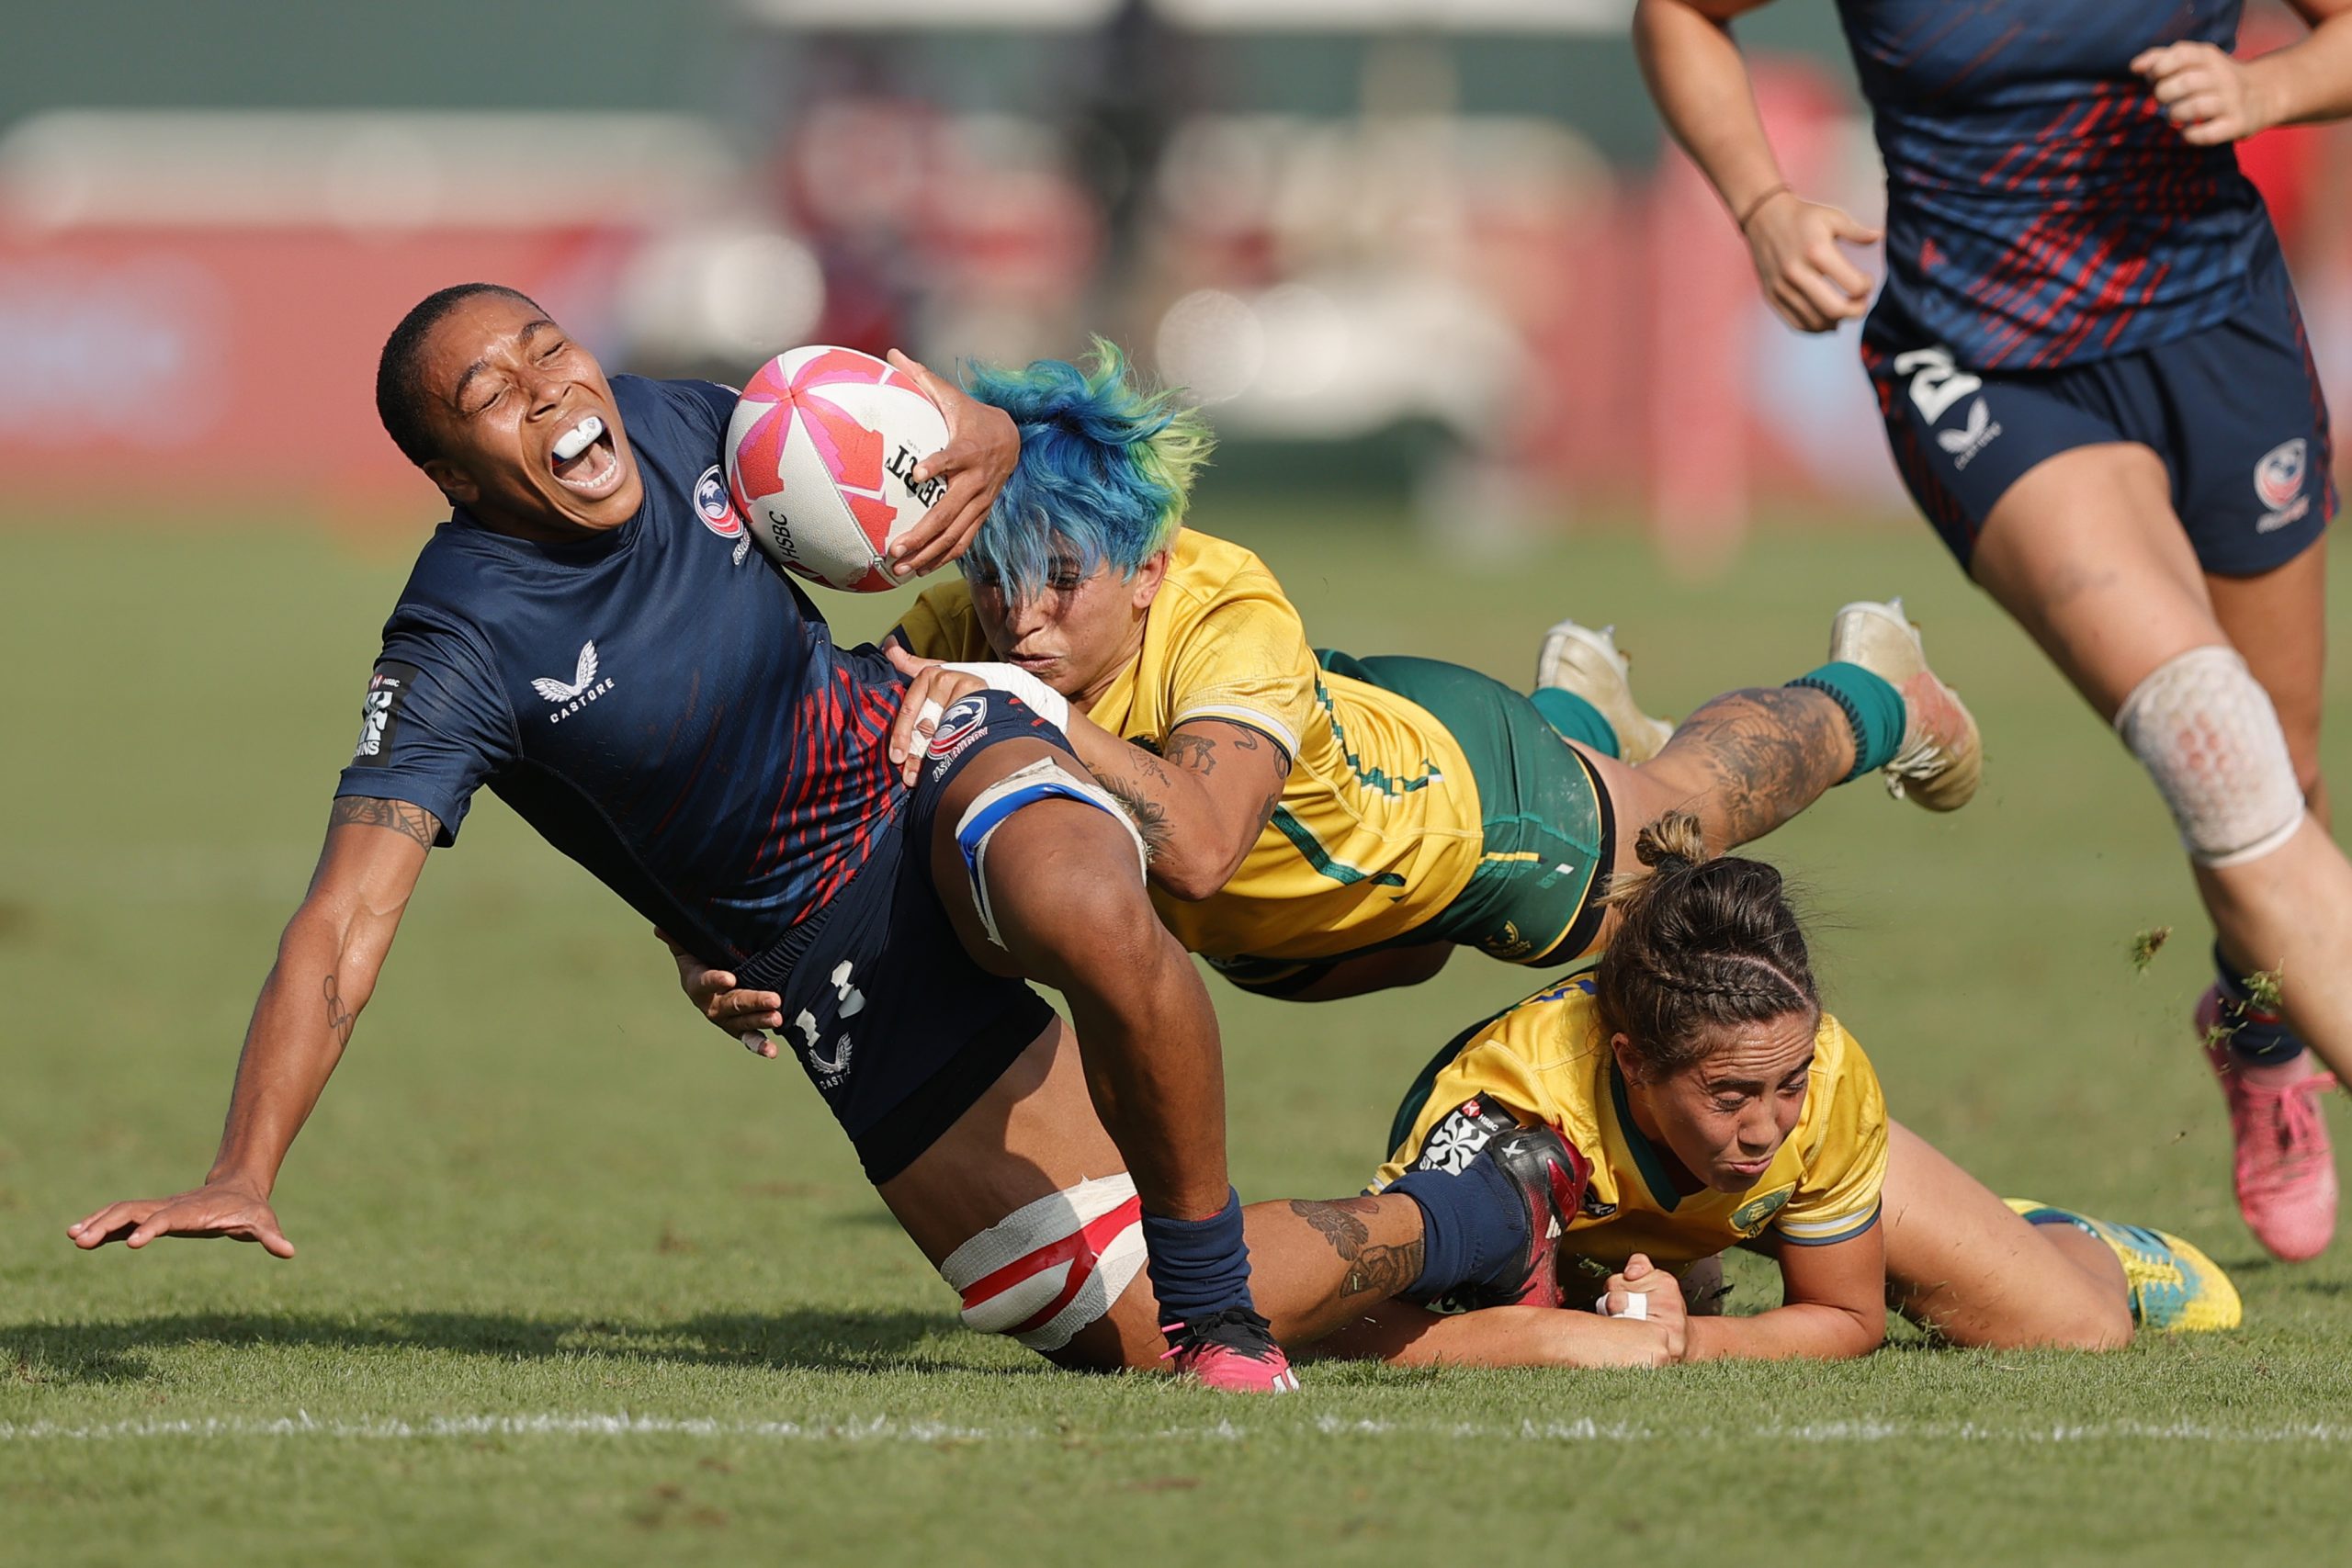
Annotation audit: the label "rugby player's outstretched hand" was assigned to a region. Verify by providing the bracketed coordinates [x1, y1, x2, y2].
[885, 349, 1018, 580]
[2132, 42, 2273, 146]
[67, 1180, 294, 1258]
[885, 644, 989, 785]
[1743, 193, 1880, 334]
[659, 928, 784, 1058]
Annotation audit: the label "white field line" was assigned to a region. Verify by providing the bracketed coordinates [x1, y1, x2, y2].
[1, 1413, 2348, 1446]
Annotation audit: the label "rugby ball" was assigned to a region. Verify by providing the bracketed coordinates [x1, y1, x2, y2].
[725, 345, 951, 592]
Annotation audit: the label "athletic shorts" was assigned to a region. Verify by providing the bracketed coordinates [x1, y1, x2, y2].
[732, 688, 1063, 1184]
[1209, 653, 1611, 997]
[1862, 235, 2335, 578]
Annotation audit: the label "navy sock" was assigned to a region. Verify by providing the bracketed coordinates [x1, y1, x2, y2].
[1530, 687, 1622, 760]
[1787, 661, 1905, 782]
[2214, 945, 2309, 1066]
[1389, 1156, 1531, 1298]
[1140, 1189, 1256, 1325]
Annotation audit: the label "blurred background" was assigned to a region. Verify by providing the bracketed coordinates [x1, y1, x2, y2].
[5, 0, 2346, 567]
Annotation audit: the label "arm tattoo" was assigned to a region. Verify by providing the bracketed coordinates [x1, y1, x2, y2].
[328, 795, 441, 849]
[322, 974, 356, 1046]
[1289, 1198, 1424, 1307]
[1099, 774, 1174, 862]
[1126, 748, 1176, 788]
[1162, 731, 1218, 775]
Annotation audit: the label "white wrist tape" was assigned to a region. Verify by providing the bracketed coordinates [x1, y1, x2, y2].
[2114, 645, 2307, 869]
[942, 661, 1070, 732]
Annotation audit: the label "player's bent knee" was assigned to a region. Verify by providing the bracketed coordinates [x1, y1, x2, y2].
[952, 758, 1148, 951]
[2114, 645, 2307, 868]
[938, 1174, 1150, 1360]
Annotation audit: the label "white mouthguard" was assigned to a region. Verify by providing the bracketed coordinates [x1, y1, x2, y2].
[553, 416, 605, 462]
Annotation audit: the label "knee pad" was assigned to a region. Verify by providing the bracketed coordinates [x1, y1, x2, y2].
[952, 758, 1148, 949]
[2114, 646, 2306, 868]
[937, 1174, 1146, 1351]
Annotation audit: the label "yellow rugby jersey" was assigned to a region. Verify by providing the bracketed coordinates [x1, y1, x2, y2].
[1374, 977, 1888, 1269]
[894, 527, 1485, 959]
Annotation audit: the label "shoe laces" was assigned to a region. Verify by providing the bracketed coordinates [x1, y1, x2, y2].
[2244, 1072, 2338, 1190]
[1159, 1305, 1282, 1363]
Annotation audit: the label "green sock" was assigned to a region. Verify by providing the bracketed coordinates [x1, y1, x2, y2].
[1786, 661, 1905, 782]
[1530, 687, 1621, 759]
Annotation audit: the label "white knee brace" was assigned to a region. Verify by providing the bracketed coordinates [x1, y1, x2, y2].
[938, 1175, 1146, 1351]
[2113, 645, 2306, 868]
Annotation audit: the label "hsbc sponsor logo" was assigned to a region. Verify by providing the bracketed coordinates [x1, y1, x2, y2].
[2256, 439, 2311, 534]
[350, 660, 421, 765]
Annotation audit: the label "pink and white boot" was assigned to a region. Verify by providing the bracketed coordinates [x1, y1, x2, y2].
[2198, 986, 2339, 1261]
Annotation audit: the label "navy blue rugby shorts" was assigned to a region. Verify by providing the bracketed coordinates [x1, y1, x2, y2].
[1862, 237, 2335, 579]
[732, 689, 1070, 1184]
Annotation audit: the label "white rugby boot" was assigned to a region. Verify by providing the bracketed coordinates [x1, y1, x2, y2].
[1534, 619, 1676, 765]
[1825, 597, 1982, 811]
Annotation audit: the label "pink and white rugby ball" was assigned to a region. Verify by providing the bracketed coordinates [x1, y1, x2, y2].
[725, 345, 951, 592]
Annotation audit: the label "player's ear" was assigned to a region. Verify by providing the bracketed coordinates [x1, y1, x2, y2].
[1609, 1032, 1645, 1087]
[422, 457, 480, 505]
[1129, 549, 1171, 609]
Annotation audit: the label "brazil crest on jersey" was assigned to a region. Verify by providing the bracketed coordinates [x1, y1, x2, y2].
[1842, 0, 2276, 370]
[334, 375, 904, 967]
[1375, 977, 1888, 1269]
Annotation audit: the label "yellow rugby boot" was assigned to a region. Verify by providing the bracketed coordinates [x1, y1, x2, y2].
[2005, 1199, 2243, 1333]
[1534, 620, 1675, 764]
[1826, 598, 1982, 811]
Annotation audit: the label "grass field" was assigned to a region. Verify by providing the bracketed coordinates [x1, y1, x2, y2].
[5, 508, 2350, 1566]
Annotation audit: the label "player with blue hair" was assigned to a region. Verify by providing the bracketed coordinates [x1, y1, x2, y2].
[680, 340, 1979, 1029]
[950, 341, 1214, 610]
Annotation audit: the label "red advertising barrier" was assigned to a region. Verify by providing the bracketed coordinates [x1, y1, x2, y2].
[0, 225, 639, 517]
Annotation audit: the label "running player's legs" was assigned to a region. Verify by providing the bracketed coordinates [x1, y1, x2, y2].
[1878, 1121, 2132, 1351]
[1877, 294, 2342, 1260]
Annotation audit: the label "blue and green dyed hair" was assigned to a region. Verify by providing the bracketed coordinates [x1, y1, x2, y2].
[961, 339, 1212, 604]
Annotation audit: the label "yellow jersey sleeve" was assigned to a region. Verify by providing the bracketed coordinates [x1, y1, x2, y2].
[1774, 1021, 1889, 1247]
[1374, 1036, 1548, 1190]
[1159, 589, 1319, 761]
[891, 579, 993, 663]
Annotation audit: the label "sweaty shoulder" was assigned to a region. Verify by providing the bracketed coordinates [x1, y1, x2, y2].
[894, 576, 994, 661]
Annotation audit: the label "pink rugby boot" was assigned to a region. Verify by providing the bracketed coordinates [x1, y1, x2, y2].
[2198, 986, 2339, 1261]
[1161, 1307, 1301, 1393]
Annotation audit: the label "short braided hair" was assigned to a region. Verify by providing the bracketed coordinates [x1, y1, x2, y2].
[375, 282, 543, 468]
[1591, 812, 1817, 1079]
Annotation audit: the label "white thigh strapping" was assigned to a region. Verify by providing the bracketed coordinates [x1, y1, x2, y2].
[952, 758, 1147, 948]
[2113, 645, 2307, 868]
[938, 1174, 1147, 1351]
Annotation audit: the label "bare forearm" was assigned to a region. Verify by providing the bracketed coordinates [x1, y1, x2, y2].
[1316, 1303, 1679, 1369]
[1681, 1303, 1883, 1361]
[1634, 0, 1787, 217]
[207, 913, 375, 1192]
[2248, 13, 2352, 128]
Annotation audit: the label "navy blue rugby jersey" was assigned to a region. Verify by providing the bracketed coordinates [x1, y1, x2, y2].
[1840, 0, 2277, 369]
[336, 375, 903, 964]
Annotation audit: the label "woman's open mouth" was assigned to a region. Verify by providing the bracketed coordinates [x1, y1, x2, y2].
[550, 414, 624, 498]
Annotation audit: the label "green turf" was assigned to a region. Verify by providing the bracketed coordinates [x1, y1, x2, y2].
[4, 510, 2349, 1566]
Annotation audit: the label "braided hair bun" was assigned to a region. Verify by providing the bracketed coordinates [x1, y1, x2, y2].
[1592, 812, 1818, 1080]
